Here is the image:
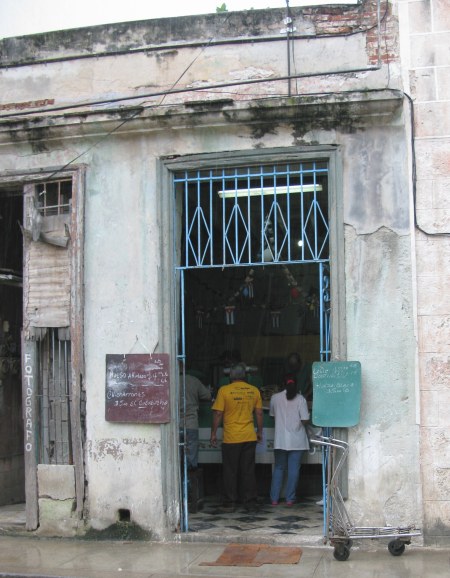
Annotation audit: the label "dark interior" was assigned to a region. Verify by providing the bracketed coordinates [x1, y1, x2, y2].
[0, 191, 24, 506]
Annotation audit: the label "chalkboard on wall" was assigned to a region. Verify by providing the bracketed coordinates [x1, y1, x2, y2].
[105, 353, 170, 423]
[312, 361, 361, 427]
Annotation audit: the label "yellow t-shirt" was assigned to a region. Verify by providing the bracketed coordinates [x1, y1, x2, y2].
[212, 381, 262, 443]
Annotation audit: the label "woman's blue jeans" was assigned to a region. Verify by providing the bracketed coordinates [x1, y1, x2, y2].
[270, 449, 304, 503]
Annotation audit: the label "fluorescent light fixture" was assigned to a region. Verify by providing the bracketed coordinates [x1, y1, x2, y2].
[218, 184, 322, 198]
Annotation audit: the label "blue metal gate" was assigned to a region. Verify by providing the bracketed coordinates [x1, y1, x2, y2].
[174, 161, 330, 530]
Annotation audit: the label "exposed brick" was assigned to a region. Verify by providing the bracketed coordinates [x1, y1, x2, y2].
[319, 26, 354, 35]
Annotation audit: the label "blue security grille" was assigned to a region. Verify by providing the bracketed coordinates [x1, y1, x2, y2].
[320, 262, 331, 362]
[174, 162, 329, 268]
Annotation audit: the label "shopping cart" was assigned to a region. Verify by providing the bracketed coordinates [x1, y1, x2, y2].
[311, 362, 421, 561]
[310, 433, 421, 561]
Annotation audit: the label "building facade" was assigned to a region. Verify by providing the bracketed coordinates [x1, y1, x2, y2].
[0, 1, 448, 545]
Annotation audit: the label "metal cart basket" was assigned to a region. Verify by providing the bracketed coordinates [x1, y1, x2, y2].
[310, 434, 421, 561]
[311, 362, 421, 561]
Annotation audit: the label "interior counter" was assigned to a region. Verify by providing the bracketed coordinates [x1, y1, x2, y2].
[197, 403, 320, 465]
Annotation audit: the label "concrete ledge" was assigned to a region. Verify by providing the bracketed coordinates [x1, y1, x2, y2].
[37, 498, 77, 537]
[37, 464, 75, 500]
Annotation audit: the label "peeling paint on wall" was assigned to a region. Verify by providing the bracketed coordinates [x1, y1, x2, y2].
[87, 438, 160, 462]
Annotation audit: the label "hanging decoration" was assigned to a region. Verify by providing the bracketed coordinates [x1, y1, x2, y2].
[263, 212, 304, 302]
[305, 292, 319, 316]
[270, 310, 281, 329]
[242, 270, 254, 298]
[263, 217, 276, 262]
[191, 275, 318, 328]
[196, 307, 205, 329]
[224, 305, 236, 325]
[290, 285, 301, 300]
[188, 218, 321, 328]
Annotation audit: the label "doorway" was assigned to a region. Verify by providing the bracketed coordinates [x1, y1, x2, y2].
[0, 190, 24, 508]
[173, 159, 331, 536]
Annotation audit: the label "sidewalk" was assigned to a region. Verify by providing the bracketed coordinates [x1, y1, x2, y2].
[0, 535, 449, 578]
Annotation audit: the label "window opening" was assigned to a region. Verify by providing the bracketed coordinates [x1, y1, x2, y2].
[36, 179, 72, 216]
[37, 328, 72, 465]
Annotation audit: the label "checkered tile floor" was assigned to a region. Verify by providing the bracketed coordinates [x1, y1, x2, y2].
[187, 496, 324, 542]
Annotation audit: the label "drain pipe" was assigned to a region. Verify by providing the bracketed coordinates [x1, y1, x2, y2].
[281, 0, 296, 97]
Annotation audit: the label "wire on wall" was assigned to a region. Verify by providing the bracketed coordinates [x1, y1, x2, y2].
[403, 91, 449, 238]
[2, 2, 446, 239]
[0, 1, 389, 120]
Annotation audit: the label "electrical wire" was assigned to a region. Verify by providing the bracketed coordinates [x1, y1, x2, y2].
[0, 2, 390, 120]
[2, 3, 445, 239]
[157, 12, 233, 108]
[0, 2, 390, 73]
[403, 91, 450, 238]
[24, 12, 234, 183]
[0, 65, 382, 121]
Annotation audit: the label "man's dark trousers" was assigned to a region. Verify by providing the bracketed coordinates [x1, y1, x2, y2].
[221, 441, 257, 506]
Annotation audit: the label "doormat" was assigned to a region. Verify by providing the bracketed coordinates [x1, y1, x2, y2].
[200, 543, 302, 567]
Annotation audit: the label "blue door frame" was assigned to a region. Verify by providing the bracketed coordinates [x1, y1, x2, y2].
[174, 162, 331, 531]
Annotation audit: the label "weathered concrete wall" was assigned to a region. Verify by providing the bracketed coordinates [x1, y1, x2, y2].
[397, 0, 450, 545]
[0, 2, 400, 118]
[0, 110, 421, 534]
[345, 226, 420, 524]
[0, 2, 397, 69]
[342, 124, 420, 526]
[82, 137, 164, 535]
[0, 2, 425, 539]
[37, 464, 77, 536]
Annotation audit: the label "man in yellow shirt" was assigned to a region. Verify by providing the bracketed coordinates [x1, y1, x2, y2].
[210, 362, 263, 513]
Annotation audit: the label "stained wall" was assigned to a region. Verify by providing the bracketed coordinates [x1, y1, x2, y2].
[0, 2, 427, 538]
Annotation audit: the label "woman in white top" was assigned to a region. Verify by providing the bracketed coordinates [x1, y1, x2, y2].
[269, 375, 310, 506]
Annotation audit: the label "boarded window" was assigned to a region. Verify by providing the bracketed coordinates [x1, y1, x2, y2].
[26, 241, 71, 327]
[24, 180, 72, 329]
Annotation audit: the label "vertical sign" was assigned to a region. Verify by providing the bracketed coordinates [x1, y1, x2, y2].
[22, 338, 39, 530]
[105, 354, 170, 423]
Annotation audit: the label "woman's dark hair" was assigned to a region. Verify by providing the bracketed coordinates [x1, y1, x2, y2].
[284, 374, 298, 400]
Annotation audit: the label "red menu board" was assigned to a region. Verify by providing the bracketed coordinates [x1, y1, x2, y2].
[105, 354, 170, 423]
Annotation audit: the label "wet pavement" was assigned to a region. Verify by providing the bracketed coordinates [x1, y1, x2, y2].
[0, 503, 447, 577]
[0, 534, 448, 578]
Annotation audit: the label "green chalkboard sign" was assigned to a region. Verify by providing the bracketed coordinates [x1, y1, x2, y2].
[312, 361, 362, 427]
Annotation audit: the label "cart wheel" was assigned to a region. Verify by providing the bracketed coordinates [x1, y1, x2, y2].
[388, 540, 406, 556]
[344, 539, 353, 548]
[333, 544, 350, 561]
